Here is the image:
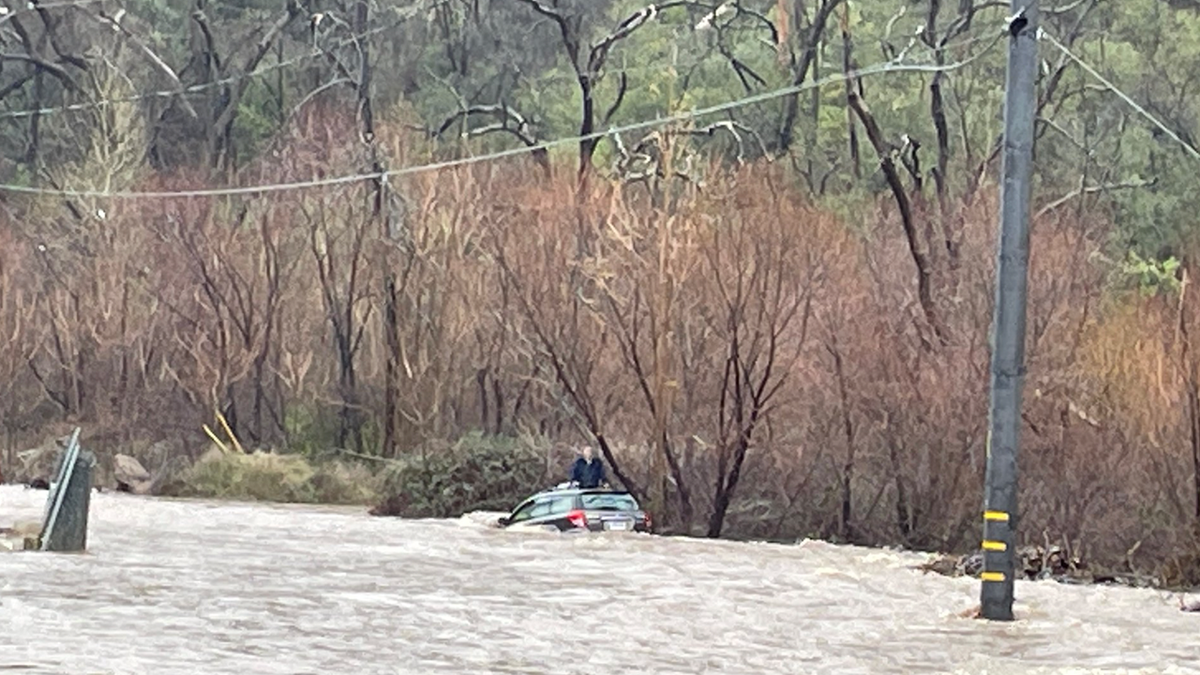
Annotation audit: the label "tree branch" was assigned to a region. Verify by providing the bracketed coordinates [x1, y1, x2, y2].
[846, 85, 946, 348]
[433, 103, 551, 178]
[1034, 177, 1158, 221]
[91, 8, 200, 120]
[779, 0, 843, 150]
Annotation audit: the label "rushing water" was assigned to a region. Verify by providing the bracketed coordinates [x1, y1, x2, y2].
[1, 485, 1199, 674]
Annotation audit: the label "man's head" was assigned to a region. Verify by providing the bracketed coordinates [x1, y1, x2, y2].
[582, 445, 594, 461]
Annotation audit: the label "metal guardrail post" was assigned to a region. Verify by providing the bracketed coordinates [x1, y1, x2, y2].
[41, 428, 80, 532]
[40, 427, 94, 552]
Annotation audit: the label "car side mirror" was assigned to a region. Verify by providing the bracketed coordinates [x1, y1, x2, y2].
[497, 517, 510, 527]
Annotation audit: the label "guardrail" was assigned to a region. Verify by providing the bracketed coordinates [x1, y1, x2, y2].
[38, 427, 94, 552]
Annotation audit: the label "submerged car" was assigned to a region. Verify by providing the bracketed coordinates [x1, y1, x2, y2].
[498, 484, 652, 533]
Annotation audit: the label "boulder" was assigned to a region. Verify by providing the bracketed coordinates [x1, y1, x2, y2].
[114, 454, 153, 494]
[102, 439, 192, 496]
[12, 434, 72, 485]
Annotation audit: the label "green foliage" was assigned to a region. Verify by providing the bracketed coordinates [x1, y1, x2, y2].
[283, 405, 345, 459]
[371, 433, 549, 518]
[1117, 251, 1182, 297]
[2, 0, 1194, 261]
[232, 81, 283, 164]
[169, 450, 383, 505]
[282, 403, 384, 461]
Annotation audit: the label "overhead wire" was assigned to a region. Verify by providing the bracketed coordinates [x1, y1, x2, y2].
[0, 5, 797, 122]
[0, 24, 1008, 200]
[0, 0, 439, 121]
[0, 0, 1004, 121]
[1040, 28, 1200, 162]
[0, 0, 1008, 121]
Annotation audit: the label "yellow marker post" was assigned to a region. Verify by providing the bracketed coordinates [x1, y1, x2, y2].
[202, 424, 230, 454]
[215, 411, 246, 454]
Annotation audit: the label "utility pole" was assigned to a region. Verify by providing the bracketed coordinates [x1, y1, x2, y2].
[981, 0, 1039, 622]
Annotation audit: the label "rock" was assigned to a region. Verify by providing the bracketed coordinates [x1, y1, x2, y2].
[101, 439, 193, 496]
[13, 435, 71, 485]
[114, 454, 152, 494]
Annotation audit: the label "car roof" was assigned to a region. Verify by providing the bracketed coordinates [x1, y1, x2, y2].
[531, 487, 634, 499]
[509, 488, 640, 516]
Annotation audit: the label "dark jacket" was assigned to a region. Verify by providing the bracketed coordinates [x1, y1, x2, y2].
[570, 457, 607, 488]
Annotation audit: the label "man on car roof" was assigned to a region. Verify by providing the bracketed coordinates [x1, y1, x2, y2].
[569, 445, 608, 489]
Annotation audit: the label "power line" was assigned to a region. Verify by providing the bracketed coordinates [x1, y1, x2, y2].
[0, 0, 436, 121]
[1040, 28, 1200, 162]
[0, 2, 1001, 121]
[0, 47, 738, 122]
[0, 29, 1006, 200]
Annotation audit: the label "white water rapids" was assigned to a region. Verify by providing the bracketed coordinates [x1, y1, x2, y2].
[1, 485, 1199, 674]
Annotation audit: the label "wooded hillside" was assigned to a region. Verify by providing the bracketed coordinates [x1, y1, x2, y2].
[2, 0, 1200, 572]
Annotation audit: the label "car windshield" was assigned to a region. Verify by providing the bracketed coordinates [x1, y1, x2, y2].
[580, 493, 639, 511]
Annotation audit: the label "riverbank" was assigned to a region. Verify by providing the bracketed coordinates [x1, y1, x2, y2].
[6, 429, 1200, 594]
[5, 483, 1200, 675]
[5, 437, 388, 507]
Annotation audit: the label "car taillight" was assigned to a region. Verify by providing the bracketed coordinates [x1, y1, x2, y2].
[567, 509, 588, 528]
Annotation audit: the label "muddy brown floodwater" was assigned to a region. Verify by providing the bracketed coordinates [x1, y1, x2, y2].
[1, 485, 1199, 674]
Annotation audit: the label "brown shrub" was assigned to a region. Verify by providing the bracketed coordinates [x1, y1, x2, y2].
[2, 115, 1198, 577]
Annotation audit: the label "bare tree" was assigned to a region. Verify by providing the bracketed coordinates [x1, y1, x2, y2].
[510, 0, 705, 177]
[189, 0, 306, 170]
[697, 178, 813, 537]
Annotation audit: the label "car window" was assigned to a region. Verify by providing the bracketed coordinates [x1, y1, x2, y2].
[510, 493, 582, 523]
[526, 500, 553, 519]
[508, 500, 537, 523]
[581, 493, 639, 511]
[548, 496, 576, 515]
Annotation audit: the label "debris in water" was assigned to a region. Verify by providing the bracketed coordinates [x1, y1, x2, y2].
[956, 604, 982, 619]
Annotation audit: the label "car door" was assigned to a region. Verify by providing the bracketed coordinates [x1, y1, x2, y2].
[544, 494, 579, 529]
[518, 493, 581, 530]
[505, 499, 539, 526]
[506, 496, 557, 529]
